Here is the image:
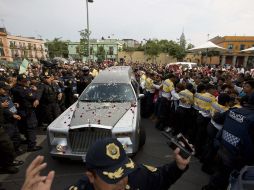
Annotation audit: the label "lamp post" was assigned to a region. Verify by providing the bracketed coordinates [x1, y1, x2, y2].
[143, 39, 148, 63]
[86, 0, 93, 63]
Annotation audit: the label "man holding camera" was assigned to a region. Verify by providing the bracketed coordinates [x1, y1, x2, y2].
[21, 138, 191, 190]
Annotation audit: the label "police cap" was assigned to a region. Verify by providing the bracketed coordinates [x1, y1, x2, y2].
[84, 138, 136, 184]
[17, 74, 29, 82]
[0, 81, 10, 90]
[82, 66, 89, 72]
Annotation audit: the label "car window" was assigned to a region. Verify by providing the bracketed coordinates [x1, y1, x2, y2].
[80, 83, 135, 102]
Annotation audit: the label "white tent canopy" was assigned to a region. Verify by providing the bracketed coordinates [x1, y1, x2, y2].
[241, 47, 254, 52]
[188, 41, 226, 52]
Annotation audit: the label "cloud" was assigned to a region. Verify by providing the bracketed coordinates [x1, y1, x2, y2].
[0, 0, 253, 45]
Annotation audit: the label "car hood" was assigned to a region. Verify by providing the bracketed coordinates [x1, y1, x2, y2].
[70, 101, 132, 127]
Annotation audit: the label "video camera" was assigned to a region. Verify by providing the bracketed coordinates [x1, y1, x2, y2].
[161, 132, 195, 159]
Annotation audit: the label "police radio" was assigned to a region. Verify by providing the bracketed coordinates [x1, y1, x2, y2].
[161, 132, 194, 159]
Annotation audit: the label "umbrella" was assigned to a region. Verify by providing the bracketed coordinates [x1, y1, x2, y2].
[188, 41, 226, 65]
[188, 41, 226, 52]
[241, 47, 254, 52]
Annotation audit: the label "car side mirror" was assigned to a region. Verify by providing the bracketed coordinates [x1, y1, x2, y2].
[74, 94, 79, 98]
[138, 94, 145, 99]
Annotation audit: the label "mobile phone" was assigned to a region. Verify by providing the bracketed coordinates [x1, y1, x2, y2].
[176, 133, 194, 155]
[161, 132, 194, 159]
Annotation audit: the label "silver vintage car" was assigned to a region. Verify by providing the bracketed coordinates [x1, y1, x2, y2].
[47, 66, 146, 160]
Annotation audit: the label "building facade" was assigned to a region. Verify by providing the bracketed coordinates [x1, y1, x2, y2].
[118, 51, 177, 65]
[122, 39, 140, 48]
[210, 36, 254, 68]
[68, 39, 123, 62]
[0, 28, 47, 62]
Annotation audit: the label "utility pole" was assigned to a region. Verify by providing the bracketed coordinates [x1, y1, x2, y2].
[86, 0, 93, 63]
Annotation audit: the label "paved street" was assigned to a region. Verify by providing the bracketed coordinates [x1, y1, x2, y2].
[1, 118, 209, 190]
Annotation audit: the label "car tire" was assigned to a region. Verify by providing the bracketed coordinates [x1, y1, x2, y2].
[139, 125, 146, 148]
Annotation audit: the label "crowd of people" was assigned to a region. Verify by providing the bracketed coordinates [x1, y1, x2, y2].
[137, 63, 254, 189]
[0, 59, 253, 190]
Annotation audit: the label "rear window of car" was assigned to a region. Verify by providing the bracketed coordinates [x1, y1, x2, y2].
[80, 83, 135, 102]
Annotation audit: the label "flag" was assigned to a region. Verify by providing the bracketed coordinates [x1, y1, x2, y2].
[19, 59, 29, 74]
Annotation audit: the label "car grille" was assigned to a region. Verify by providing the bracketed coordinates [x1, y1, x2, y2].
[69, 128, 112, 154]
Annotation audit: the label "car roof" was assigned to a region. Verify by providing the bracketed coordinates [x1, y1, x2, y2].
[92, 66, 134, 84]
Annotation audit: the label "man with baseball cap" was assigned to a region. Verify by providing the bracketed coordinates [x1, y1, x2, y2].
[67, 138, 190, 190]
[21, 138, 190, 190]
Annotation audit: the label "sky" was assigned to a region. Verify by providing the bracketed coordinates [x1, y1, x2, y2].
[1, 0, 254, 45]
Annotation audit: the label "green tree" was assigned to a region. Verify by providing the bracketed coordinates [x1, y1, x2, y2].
[187, 43, 195, 50]
[45, 38, 68, 58]
[167, 40, 186, 61]
[145, 40, 161, 63]
[77, 29, 91, 58]
[96, 46, 105, 63]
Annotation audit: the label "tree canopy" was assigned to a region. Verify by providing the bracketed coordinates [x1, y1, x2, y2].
[45, 38, 68, 58]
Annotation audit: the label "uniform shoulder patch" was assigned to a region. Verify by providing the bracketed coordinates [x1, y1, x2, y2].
[142, 164, 157, 172]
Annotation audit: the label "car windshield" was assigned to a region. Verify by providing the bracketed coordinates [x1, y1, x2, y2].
[79, 83, 135, 102]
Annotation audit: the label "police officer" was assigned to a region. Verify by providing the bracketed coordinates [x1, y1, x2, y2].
[11, 74, 41, 152]
[202, 92, 254, 190]
[39, 72, 61, 126]
[0, 94, 23, 174]
[62, 70, 77, 108]
[76, 66, 93, 95]
[67, 138, 190, 190]
[0, 81, 24, 154]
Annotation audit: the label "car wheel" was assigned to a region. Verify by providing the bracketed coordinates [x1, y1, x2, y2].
[139, 125, 146, 148]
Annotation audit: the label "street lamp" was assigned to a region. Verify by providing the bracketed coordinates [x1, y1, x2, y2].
[86, 0, 93, 63]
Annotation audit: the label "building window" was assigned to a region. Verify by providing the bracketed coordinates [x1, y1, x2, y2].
[228, 44, 233, 50]
[0, 47, 4, 56]
[9, 41, 13, 47]
[109, 46, 114, 55]
[240, 44, 245, 50]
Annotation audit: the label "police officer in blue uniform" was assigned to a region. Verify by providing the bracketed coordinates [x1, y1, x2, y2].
[11, 74, 42, 152]
[202, 92, 254, 190]
[0, 81, 24, 154]
[76, 66, 93, 95]
[67, 138, 190, 190]
[39, 71, 61, 126]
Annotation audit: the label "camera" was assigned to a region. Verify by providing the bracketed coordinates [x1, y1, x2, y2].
[161, 132, 194, 159]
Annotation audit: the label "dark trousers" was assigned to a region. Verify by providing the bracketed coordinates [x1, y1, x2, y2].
[0, 127, 16, 167]
[206, 156, 233, 190]
[175, 106, 192, 136]
[144, 92, 154, 118]
[41, 103, 61, 124]
[18, 111, 38, 148]
[3, 123, 21, 151]
[195, 113, 210, 157]
[202, 122, 219, 165]
[155, 97, 170, 130]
